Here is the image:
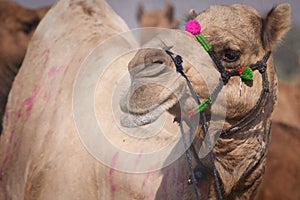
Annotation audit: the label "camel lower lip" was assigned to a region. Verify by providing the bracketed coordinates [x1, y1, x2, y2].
[120, 97, 179, 128]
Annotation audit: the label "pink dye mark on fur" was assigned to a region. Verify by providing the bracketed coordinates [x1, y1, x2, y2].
[0, 48, 50, 183]
[48, 66, 59, 77]
[133, 151, 143, 170]
[141, 163, 161, 200]
[17, 85, 40, 119]
[40, 49, 50, 71]
[31, 53, 39, 61]
[109, 152, 119, 200]
[135, 153, 142, 166]
[141, 162, 160, 190]
[161, 168, 171, 199]
[172, 167, 184, 199]
[31, 49, 50, 67]
[17, 49, 50, 119]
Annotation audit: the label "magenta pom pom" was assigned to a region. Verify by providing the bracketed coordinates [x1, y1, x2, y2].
[185, 20, 201, 35]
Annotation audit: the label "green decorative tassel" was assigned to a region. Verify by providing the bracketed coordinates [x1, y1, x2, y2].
[195, 34, 211, 52]
[194, 97, 212, 112]
[240, 67, 253, 80]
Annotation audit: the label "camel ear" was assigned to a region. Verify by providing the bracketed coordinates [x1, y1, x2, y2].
[186, 9, 197, 21]
[262, 4, 291, 49]
[165, 2, 174, 22]
[137, 3, 144, 22]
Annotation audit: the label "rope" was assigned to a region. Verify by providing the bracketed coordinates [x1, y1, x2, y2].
[166, 49, 223, 200]
[166, 49, 201, 200]
[178, 119, 202, 200]
[200, 111, 223, 200]
[219, 52, 271, 136]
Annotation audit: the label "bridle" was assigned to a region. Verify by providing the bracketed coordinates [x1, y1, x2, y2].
[164, 20, 272, 200]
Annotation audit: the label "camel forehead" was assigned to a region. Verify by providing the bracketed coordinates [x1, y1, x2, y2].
[196, 4, 263, 51]
[198, 4, 261, 30]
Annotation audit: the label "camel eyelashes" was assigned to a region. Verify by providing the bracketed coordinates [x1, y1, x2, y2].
[222, 49, 241, 62]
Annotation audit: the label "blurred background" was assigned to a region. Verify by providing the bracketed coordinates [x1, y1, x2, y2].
[1, 0, 300, 200]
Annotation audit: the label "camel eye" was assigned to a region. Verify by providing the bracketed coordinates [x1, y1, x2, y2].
[222, 49, 241, 62]
[153, 60, 163, 64]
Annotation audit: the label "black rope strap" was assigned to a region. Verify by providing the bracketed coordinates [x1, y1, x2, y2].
[219, 52, 271, 136]
[178, 120, 202, 200]
[207, 50, 232, 84]
[200, 111, 223, 200]
[165, 49, 200, 105]
[165, 48, 223, 200]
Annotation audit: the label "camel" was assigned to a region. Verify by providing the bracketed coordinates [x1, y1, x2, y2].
[122, 3, 290, 199]
[0, 0, 49, 133]
[137, 5, 300, 199]
[137, 2, 179, 29]
[0, 0, 290, 200]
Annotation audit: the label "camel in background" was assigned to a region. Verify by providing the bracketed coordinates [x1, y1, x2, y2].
[137, 1, 179, 29]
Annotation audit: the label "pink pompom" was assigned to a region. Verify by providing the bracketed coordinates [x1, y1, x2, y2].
[185, 20, 201, 35]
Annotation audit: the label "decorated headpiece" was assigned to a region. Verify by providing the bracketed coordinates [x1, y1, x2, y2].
[185, 20, 255, 117]
[185, 20, 253, 81]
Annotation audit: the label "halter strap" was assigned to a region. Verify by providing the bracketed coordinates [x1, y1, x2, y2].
[166, 48, 271, 136]
[166, 49, 223, 200]
[219, 52, 271, 136]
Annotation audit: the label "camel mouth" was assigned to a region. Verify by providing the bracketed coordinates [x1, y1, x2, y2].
[120, 80, 186, 128]
[120, 97, 179, 128]
[119, 46, 191, 128]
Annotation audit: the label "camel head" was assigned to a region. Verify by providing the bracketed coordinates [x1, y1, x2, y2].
[122, 4, 291, 131]
[137, 2, 179, 29]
